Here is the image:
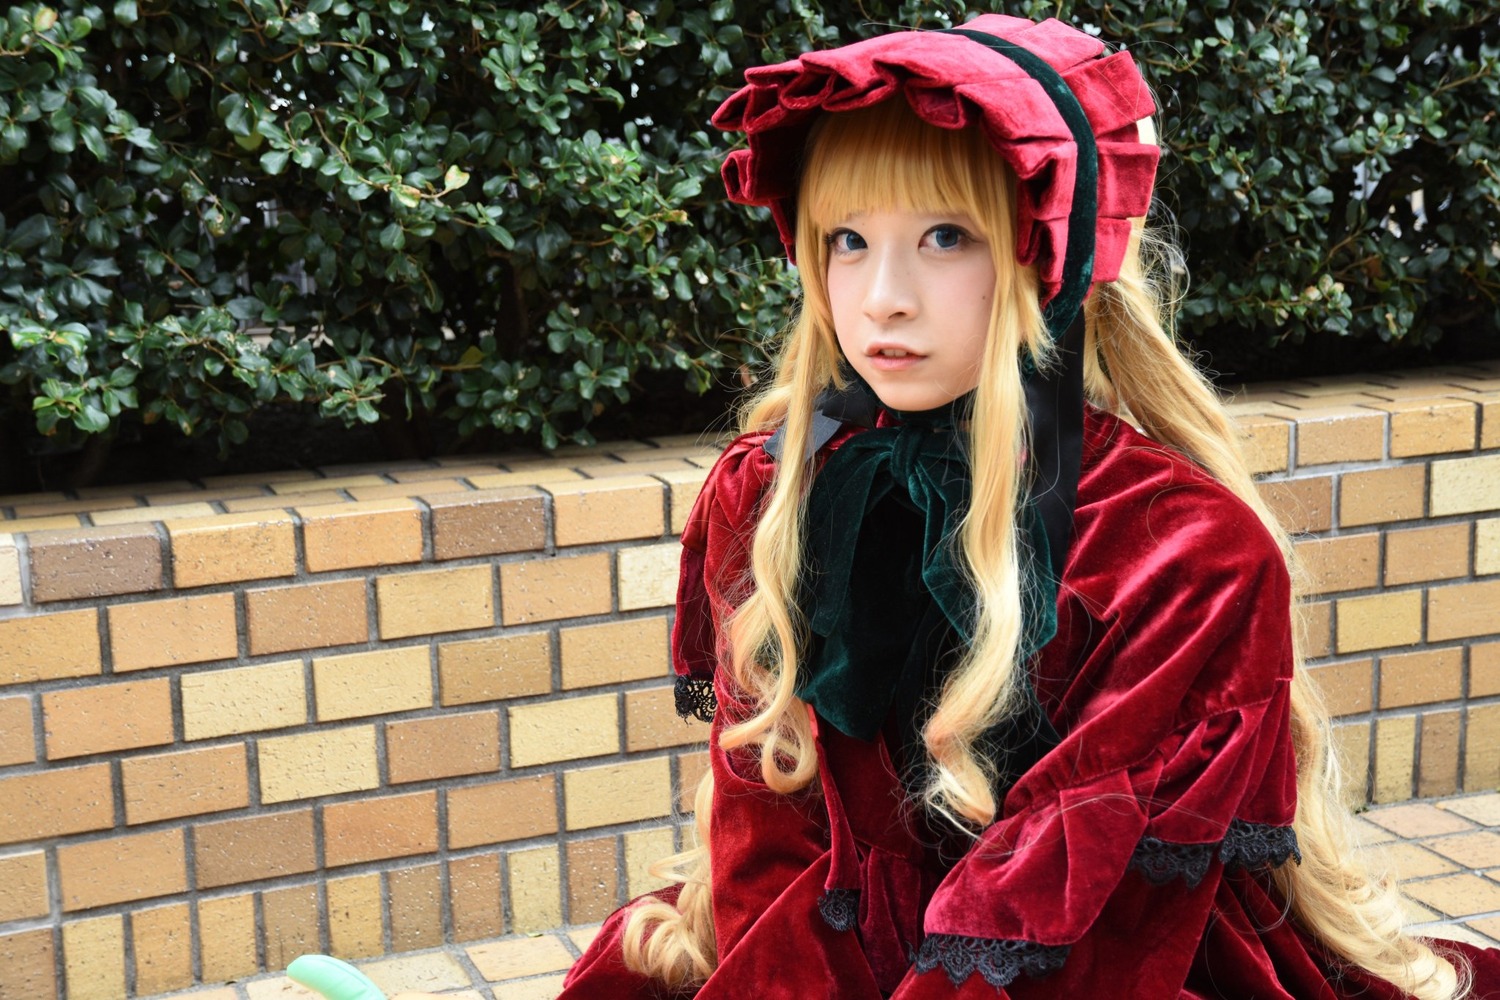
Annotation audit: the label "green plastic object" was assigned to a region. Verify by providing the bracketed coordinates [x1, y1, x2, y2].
[286, 954, 387, 1000]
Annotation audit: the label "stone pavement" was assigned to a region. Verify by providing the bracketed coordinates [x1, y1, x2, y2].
[143, 791, 1500, 1000]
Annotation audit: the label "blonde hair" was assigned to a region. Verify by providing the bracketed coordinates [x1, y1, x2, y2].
[623, 99, 1465, 997]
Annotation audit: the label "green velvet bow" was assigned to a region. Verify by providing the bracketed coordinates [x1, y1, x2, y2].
[795, 410, 1060, 745]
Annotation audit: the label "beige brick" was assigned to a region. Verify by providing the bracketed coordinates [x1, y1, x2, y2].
[1257, 476, 1333, 534]
[0, 763, 113, 845]
[508, 845, 562, 933]
[1466, 704, 1500, 791]
[1233, 415, 1290, 474]
[1335, 590, 1422, 653]
[1293, 533, 1379, 595]
[42, 678, 173, 760]
[0, 608, 100, 685]
[1295, 407, 1385, 466]
[449, 855, 505, 942]
[1384, 522, 1471, 585]
[195, 810, 317, 889]
[501, 552, 611, 625]
[182, 659, 307, 740]
[262, 883, 320, 970]
[1378, 648, 1462, 709]
[0, 928, 56, 1000]
[57, 828, 186, 911]
[246, 578, 368, 655]
[509, 694, 619, 767]
[357, 952, 472, 995]
[348, 479, 472, 502]
[313, 646, 432, 722]
[1306, 659, 1372, 717]
[0, 513, 83, 532]
[12, 496, 134, 517]
[564, 757, 672, 830]
[1479, 517, 1500, 575]
[167, 510, 296, 587]
[1428, 579, 1500, 641]
[1404, 873, 1500, 918]
[224, 490, 337, 512]
[466, 468, 584, 491]
[1419, 710, 1461, 797]
[561, 617, 670, 690]
[132, 903, 193, 997]
[548, 476, 665, 546]
[110, 592, 237, 672]
[448, 775, 557, 849]
[300, 498, 424, 572]
[657, 467, 711, 535]
[1339, 465, 1425, 527]
[26, 523, 163, 602]
[0, 538, 20, 605]
[1471, 641, 1500, 698]
[566, 837, 619, 925]
[578, 457, 698, 478]
[1374, 397, 1478, 457]
[1373, 714, 1416, 803]
[0, 695, 34, 766]
[272, 474, 386, 494]
[324, 790, 439, 867]
[390, 863, 444, 951]
[258, 726, 379, 803]
[327, 873, 384, 959]
[1297, 600, 1332, 659]
[198, 894, 258, 982]
[618, 543, 680, 611]
[626, 685, 707, 751]
[387, 710, 500, 783]
[0, 851, 48, 922]
[1482, 391, 1500, 448]
[439, 632, 552, 705]
[62, 914, 125, 1000]
[677, 750, 711, 813]
[428, 488, 547, 560]
[376, 565, 494, 639]
[624, 827, 675, 898]
[1431, 454, 1500, 516]
[465, 934, 574, 982]
[122, 744, 250, 825]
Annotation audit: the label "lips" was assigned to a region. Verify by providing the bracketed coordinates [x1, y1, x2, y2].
[865, 344, 926, 371]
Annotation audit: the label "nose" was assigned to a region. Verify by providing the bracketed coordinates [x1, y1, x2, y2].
[862, 246, 918, 322]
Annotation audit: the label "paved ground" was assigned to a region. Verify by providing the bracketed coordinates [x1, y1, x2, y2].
[147, 792, 1500, 999]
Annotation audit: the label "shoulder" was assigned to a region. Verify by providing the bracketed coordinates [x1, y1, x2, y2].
[680, 431, 779, 551]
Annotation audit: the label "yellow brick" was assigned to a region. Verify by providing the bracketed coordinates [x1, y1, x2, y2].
[1419, 710, 1461, 798]
[62, 915, 125, 1000]
[376, 565, 494, 639]
[564, 757, 672, 830]
[507, 845, 562, 934]
[0, 538, 20, 605]
[92, 501, 216, 525]
[1478, 517, 1500, 576]
[501, 552, 611, 625]
[166, 511, 296, 587]
[1431, 454, 1500, 516]
[327, 873, 384, 960]
[258, 726, 379, 803]
[547, 476, 665, 546]
[181, 660, 306, 740]
[1465, 704, 1500, 792]
[618, 543, 680, 611]
[1373, 397, 1478, 457]
[109, 592, 238, 672]
[0, 608, 100, 685]
[656, 468, 710, 535]
[1379, 648, 1463, 709]
[1293, 534, 1379, 595]
[313, 646, 433, 721]
[1428, 579, 1500, 641]
[197, 894, 258, 982]
[1232, 415, 1290, 474]
[624, 827, 674, 898]
[131, 903, 193, 997]
[271, 474, 387, 493]
[626, 685, 706, 752]
[1339, 464, 1426, 527]
[561, 617, 669, 689]
[509, 694, 620, 767]
[1374, 715, 1416, 804]
[300, 498, 424, 572]
[1335, 591, 1422, 653]
[0, 851, 48, 921]
[466, 468, 584, 490]
[439, 632, 552, 705]
[1297, 600, 1332, 659]
[1296, 408, 1385, 466]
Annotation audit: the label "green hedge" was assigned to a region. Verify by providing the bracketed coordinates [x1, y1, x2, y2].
[0, 0, 1495, 475]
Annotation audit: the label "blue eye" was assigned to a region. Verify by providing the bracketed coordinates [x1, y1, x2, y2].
[930, 225, 965, 249]
[825, 229, 866, 253]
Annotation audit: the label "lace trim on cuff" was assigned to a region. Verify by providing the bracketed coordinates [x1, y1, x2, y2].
[1129, 820, 1302, 888]
[913, 934, 1070, 989]
[818, 888, 859, 932]
[674, 675, 716, 722]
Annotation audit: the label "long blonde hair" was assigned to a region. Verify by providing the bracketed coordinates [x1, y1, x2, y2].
[623, 99, 1465, 998]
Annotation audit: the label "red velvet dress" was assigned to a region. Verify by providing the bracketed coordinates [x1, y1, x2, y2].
[560, 408, 1500, 999]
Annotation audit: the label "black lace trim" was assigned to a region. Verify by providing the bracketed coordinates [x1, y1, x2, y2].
[913, 934, 1070, 988]
[818, 888, 859, 932]
[674, 675, 716, 722]
[1129, 821, 1302, 888]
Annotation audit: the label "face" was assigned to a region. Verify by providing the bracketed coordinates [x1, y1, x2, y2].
[824, 209, 995, 413]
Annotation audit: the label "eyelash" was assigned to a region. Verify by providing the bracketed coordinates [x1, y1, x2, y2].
[823, 225, 973, 254]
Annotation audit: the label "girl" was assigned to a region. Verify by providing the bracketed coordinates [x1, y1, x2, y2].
[557, 13, 1500, 1000]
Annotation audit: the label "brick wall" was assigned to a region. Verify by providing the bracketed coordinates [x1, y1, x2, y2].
[0, 362, 1497, 998]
